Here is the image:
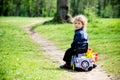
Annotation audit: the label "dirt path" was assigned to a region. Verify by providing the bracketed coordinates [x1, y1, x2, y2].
[22, 21, 114, 80]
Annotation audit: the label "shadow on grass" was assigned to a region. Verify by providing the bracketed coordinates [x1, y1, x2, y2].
[40, 66, 88, 73]
[66, 68, 89, 73]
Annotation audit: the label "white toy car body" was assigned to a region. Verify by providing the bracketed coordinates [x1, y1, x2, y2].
[71, 54, 94, 71]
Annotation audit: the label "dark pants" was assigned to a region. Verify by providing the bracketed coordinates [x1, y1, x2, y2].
[63, 48, 76, 64]
[63, 46, 88, 64]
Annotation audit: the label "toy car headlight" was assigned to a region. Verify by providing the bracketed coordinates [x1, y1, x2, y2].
[81, 60, 89, 69]
[76, 59, 79, 63]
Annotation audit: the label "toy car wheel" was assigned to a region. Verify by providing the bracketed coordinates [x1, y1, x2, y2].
[93, 64, 97, 68]
[88, 67, 92, 71]
[81, 60, 89, 69]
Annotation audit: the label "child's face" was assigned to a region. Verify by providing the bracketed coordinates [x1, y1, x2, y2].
[73, 20, 83, 30]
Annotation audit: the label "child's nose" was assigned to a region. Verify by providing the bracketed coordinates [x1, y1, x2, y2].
[76, 24, 79, 26]
[75, 24, 78, 26]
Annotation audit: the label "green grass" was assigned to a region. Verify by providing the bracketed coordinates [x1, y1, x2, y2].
[0, 17, 72, 80]
[33, 18, 120, 79]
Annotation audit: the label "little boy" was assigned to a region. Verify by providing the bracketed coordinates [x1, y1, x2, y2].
[60, 15, 88, 69]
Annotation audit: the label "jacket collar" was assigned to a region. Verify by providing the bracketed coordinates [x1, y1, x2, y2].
[75, 28, 83, 32]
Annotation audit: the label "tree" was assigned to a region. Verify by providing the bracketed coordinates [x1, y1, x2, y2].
[53, 0, 71, 23]
[0, 0, 120, 18]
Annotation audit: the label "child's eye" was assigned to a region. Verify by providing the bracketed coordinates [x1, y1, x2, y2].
[74, 23, 77, 24]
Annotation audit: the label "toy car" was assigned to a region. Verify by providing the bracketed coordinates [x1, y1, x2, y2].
[71, 54, 93, 71]
[71, 49, 98, 71]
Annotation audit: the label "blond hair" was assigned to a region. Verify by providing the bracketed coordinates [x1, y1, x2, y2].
[72, 15, 87, 31]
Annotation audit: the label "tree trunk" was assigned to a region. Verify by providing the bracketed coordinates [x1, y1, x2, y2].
[16, 0, 20, 16]
[53, 0, 71, 23]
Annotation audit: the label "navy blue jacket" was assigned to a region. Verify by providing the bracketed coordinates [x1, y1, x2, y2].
[71, 28, 88, 53]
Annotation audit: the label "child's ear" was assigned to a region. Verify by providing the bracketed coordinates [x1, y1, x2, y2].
[82, 23, 84, 27]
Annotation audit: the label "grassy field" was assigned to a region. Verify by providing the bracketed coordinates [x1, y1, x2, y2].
[0, 17, 72, 80]
[33, 18, 120, 79]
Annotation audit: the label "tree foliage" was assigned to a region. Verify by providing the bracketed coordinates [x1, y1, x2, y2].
[0, 0, 56, 17]
[0, 0, 120, 18]
[70, 0, 120, 18]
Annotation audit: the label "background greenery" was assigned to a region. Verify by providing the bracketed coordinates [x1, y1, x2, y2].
[0, 0, 120, 18]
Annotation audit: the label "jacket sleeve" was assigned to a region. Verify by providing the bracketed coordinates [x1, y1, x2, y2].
[71, 33, 81, 48]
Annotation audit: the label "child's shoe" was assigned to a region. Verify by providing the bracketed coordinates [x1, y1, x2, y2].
[60, 63, 71, 69]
